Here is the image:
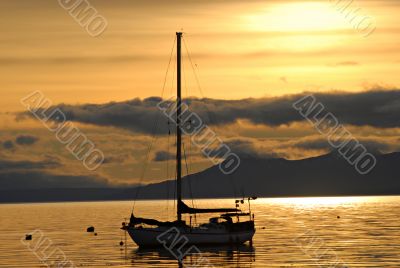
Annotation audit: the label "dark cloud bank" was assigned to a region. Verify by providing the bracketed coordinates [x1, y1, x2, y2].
[0, 158, 111, 189]
[153, 150, 175, 162]
[0, 158, 136, 203]
[15, 135, 39, 145]
[5, 89, 400, 202]
[1, 135, 39, 151]
[22, 89, 400, 134]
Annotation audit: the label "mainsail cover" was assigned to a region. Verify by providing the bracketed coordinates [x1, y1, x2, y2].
[178, 200, 239, 214]
[129, 213, 178, 227]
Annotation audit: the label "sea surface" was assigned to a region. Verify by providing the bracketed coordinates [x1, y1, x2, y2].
[1, 196, 400, 267]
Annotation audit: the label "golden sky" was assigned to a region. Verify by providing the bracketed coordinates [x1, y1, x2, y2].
[0, 0, 399, 112]
[1, 0, 399, 186]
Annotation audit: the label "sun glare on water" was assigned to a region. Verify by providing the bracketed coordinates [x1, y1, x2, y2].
[261, 196, 380, 207]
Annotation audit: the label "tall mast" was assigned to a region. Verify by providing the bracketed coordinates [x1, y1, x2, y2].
[176, 32, 183, 222]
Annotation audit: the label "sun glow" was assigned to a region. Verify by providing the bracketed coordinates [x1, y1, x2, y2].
[245, 2, 348, 32]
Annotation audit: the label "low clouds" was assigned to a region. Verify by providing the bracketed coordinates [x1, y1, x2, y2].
[0, 158, 60, 171]
[209, 135, 400, 161]
[11, 89, 400, 186]
[292, 136, 397, 154]
[23, 89, 400, 134]
[24, 97, 168, 134]
[216, 139, 281, 159]
[153, 151, 175, 162]
[328, 61, 359, 67]
[1, 134, 39, 151]
[16, 135, 39, 145]
[0, 171, 111, 189]
[0, 158, 111, 189]
[2, 140, 14, 150]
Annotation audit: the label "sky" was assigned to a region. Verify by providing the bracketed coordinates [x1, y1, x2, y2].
[0, 0, 399, 188]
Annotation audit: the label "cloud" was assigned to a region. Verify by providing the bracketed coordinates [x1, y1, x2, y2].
[15, 134, 39, 145]
[225, 139, 281, 159]
[19, 97, 169, 134]
[0, 158, 61, 171]
[2, 140, 14, 150]
[280, 76, 288, 83]
[153, 151, 175, 162]
[22, 89, 400, 133]
[292, 138, 331, 151]
[205, 135, 400, 161]
[102, 154, 131, 164]
[205, 138, 282, 160]
[0, 171, 111, 189]
[328, 61, 359, 67]
[0, 158, 112, 189]
[292, 136, 398, 154]
[0, 55, 158, 66]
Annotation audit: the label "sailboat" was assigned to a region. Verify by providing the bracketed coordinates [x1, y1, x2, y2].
[122, 32, 256, 248]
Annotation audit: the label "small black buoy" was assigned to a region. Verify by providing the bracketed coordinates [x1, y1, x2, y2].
[25, 234, 32, 241]
[337, 216, 341, 219]
[94, 233, 98, 236]
[87, 226, 95, 233]
[120, 241, 124, 246]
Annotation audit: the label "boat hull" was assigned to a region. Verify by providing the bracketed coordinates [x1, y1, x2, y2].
[127, 226, 255, 248]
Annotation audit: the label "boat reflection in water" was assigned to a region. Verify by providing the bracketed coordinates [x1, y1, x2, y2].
[130, 244, 255, 267]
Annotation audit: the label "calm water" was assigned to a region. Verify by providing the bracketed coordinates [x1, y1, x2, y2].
[1, 196, 400, 267]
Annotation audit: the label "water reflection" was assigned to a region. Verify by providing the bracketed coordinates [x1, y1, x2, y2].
[130, 244, 255, 267]
[1, 197, 400, 267]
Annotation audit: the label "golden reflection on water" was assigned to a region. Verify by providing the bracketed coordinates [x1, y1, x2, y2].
[263, 196, 380, 206]
[0, 196, 400, 267]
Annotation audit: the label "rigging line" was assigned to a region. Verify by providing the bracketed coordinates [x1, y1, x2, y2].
[183, 36, 238, 199]
[182, 44, 196, 209]
[184, 37, 219, 130]
[182, 142, 195, 208]
[187, 123, 197, 209]
[183, 37, 206, 99]
[182, 45, 189, 101]
[132, 36, 176, 212]
[166, 119, 171, 217]
[173, 167, 177, 214]
[170, 48, 177, 98]
[183, 37, 217, 123]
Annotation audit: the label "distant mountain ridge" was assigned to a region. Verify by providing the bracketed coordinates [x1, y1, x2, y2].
[1, 152, 400, 203]
[136, 151, 400, 199]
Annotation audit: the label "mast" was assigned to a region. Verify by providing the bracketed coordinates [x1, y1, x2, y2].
[176, 32, 183, 222]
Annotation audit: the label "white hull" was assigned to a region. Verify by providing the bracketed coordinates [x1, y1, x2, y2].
[127, 226, 255, 247]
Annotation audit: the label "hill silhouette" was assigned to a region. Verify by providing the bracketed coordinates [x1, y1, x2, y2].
[1, 151, 400, 203]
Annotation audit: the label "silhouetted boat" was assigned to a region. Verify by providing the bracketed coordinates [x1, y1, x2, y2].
[122, 32, 256, 247]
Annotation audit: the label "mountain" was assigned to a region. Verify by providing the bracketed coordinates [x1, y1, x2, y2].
[1, 152, 400, 203]
[134, 151, 400, 199]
